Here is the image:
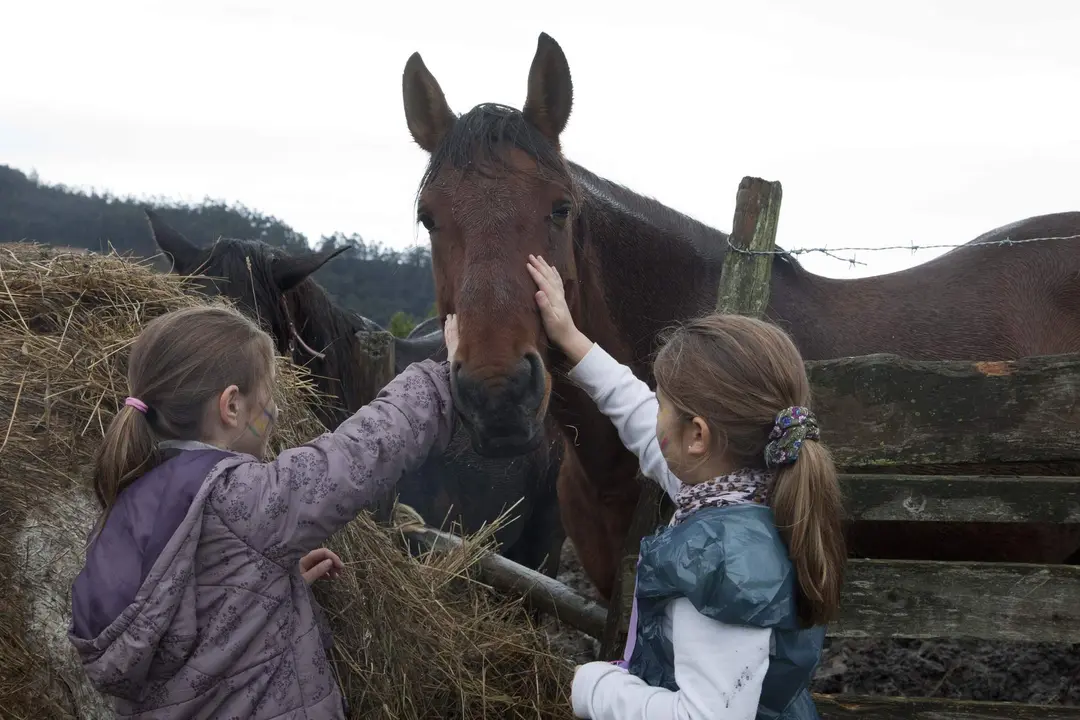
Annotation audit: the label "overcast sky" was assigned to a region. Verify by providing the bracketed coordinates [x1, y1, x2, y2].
[1, 0, 1077, 278]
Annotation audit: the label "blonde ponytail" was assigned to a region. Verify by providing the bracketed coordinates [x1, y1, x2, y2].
[769, 440, 846, 626]
[92, 405, 159, 510]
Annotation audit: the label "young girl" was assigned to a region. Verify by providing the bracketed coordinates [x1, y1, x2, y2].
[68, 305, 460, 719]
[526, 255, 845, 720]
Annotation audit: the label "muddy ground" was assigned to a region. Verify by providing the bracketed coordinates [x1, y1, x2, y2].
[543, 544, 1080, 706]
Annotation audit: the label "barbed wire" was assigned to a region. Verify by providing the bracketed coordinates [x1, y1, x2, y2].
[728, 233, 1080, 267]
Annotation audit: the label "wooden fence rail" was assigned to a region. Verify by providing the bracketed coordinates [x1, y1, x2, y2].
[838, 474, 1080, 523]
[808, 352, 1080, 468]
[815, 695, 1080, 719]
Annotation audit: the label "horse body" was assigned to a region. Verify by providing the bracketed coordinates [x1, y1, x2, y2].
[147, 213, 565, 577]
[402, 33, 1080, 599]
[576, 162, 1080, 363]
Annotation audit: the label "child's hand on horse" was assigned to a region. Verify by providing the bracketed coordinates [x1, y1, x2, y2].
[527, 254, 593, 364]
[300, 547, 344, 585]
[444, 313, 459, 362]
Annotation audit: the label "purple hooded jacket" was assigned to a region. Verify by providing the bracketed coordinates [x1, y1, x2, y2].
[68, 359, 454, 719]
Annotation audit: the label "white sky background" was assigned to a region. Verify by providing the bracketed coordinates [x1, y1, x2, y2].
[1, 0, 1077, 279]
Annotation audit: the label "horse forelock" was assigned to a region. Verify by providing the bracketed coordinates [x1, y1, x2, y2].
[195, 239, 282, 330]
[418, 103, 577, 201]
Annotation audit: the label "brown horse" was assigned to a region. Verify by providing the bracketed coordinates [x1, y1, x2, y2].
[402, 32, 1080, 599]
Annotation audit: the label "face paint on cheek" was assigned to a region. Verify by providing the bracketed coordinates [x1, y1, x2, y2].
[659, 435, 670, 452]
[247, 408, 275, 439]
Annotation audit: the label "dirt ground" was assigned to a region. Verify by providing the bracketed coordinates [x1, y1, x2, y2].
[544, 544, 1080, 706]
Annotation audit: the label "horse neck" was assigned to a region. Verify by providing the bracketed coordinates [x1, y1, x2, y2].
[568, 164, 731, 373]
[284, 283, 367, 418]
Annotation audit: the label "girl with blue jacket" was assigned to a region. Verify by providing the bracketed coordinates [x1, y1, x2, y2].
[527, 255, 845, 720]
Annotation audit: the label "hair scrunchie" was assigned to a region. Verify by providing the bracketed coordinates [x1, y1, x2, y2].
[764, 406, 820, 468]
[124, 396, 148, 414]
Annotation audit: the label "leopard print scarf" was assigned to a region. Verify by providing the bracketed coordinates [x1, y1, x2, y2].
[670, 468, 772, 526]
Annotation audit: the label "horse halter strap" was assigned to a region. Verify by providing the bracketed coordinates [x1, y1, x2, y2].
[278, 294, 326, 361]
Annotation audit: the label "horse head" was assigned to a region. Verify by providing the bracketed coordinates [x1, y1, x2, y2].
[146, 210, 351, 361]
[402, 32, 580, 458]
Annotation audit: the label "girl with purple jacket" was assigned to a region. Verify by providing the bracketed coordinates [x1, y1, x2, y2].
[69, 305, 460, 719]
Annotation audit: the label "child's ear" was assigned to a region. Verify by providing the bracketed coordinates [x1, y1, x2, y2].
[218, 385, 242, 428]
[686, 416, 712, 456]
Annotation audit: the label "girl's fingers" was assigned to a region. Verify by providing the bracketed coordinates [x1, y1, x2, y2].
[526, 262, 555, 294]
[310, 559, 335, 582]
[527, 258, 561, 296]
[529, 254, 554, 278]
[538, 256, 557, 280]
[304, 547, 344, 572]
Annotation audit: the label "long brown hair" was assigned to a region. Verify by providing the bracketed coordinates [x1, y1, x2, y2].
[92, 305, 274, 518]
[652, 313, 846, 626]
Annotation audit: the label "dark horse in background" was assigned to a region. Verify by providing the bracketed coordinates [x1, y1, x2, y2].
[401, 32, 1080, 600]
[146, 212, 566, 578]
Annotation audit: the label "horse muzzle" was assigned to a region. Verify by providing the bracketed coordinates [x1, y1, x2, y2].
[451, 353, 547, 458]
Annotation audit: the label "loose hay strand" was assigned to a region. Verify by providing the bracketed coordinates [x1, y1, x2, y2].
[0, 243, 574, 719]
[1, 369, 26, 454]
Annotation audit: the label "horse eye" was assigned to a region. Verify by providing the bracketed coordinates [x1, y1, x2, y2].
[417, 212, 435, 231]
[550, 202, 572, 230]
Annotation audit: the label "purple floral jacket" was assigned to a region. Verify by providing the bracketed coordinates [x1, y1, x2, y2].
[68, 360, 454, 719]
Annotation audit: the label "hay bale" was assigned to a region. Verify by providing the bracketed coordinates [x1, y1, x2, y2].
[318, 506, 573, 719]
[0, 244, 573, 719]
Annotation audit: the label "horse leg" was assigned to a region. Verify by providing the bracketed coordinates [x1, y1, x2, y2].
[503, 474, 567, 578]
[503, 482, 567, 627]
[557, 443, 643, 603]
[501, 508, 565, 575]
[557, 443, 621, 602]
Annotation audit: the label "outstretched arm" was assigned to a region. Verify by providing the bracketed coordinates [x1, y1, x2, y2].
[528, 255, 680, 499]
[212, 315, 462, 565]
[568, 344, 680, 500]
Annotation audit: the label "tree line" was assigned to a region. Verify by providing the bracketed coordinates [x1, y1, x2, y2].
[0, 165, 435, 332]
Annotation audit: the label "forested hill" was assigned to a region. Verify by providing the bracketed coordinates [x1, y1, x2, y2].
[0, 165, 435, 328]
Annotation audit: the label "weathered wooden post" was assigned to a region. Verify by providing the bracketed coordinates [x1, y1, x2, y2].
[354, 328, 399, 523]
[598, 176, 783, 660]
[717, 177, 783, 316]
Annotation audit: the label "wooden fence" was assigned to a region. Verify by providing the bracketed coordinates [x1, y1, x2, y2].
[377, 177, 1080, 718]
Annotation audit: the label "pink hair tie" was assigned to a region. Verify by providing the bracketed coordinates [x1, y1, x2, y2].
[124, 397, 148, 414]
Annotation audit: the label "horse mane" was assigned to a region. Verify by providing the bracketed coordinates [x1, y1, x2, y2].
[198, 238, 366, 422]
[418, 103, 804, 274]
[568, 161, 806, 274]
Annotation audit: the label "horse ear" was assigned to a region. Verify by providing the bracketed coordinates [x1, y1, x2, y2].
[146, 209, 201, 272]
[403, 51, 457, 153]
[522, 32, 573, 143]
[272, 245, 351, 292]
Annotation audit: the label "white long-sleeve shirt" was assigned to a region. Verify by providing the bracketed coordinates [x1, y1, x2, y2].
[568, 343, 772, 720]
